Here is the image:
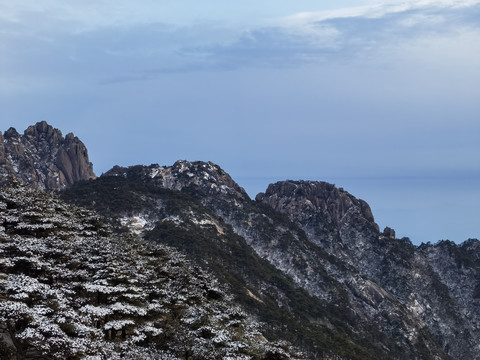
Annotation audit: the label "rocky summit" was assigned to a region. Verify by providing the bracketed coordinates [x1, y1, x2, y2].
[1, 122, 479, 360]
[0, 121, 95, 190]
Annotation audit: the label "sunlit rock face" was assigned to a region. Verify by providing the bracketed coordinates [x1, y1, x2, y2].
[0, 121, 95, 190]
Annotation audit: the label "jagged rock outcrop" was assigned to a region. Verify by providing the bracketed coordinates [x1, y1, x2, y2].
[257, 181, 376, 227]
[257, 181, 380, 256]
[382, 226, 396, 239]
[0, 121, 95, 190]
[258, 180, 479, 360]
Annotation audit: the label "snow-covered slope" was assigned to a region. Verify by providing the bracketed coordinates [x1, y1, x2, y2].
[0, 182, 300, 359]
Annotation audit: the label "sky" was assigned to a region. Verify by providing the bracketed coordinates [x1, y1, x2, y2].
[1, 0, 479, 244]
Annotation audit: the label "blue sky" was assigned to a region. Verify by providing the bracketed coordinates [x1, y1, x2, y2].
[1, 0, 479, 244]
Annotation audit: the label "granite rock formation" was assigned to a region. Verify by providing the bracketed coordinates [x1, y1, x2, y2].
[258, 180, 479, 360]
[0, 121, 95, 190]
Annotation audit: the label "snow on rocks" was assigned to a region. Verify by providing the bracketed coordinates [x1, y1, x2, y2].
[119, 215, 150, 235]
[0, 182, 301, 359]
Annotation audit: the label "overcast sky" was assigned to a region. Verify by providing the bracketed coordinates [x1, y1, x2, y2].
[1, 0, 479, 244]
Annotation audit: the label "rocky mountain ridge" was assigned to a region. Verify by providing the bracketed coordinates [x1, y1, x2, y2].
[64, 161, 479, 359]
[0, 122, 95, 190]
[258, 180, 479, 359]
[63, 165, 419, 359]
[0, 122, 478, 359]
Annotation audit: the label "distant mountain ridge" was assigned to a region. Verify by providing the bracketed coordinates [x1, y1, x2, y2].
[1, 122, 479, 359]
[0, 121, 95, 190]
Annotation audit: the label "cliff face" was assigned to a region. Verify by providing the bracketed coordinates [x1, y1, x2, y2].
[419, 239, 480, 357]
[256, 181, 380, 259]
[0, 121, 95, 190]
[258, 180, 480, 360]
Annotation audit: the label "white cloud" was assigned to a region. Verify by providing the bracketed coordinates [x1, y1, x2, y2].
[271, 0, 480, 52]
[0, 1, 170, 32]
[279, 0, 480, 24]
[1, 0, 479, 86]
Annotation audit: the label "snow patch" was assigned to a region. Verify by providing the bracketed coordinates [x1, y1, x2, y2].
[203, 172, 212, 181]
[162, 216, 183, 225]
[150, 168, 161, 178]
[220, 185, 231, 194]
[104, 320, 135, 331]
[120, 215, 149, 235]
[408, 295, 425, 317]
[178, 161, 191, 173]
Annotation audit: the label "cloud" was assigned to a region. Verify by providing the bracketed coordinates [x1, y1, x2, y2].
[0, 0, 173, 31]
[1, 0, 479, 87]
[279, 0, 480, 23]
[193, 0, 480, 69]
[99, 0, 480, 82]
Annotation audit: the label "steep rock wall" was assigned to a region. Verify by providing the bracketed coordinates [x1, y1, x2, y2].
[0, 121, 95, 190]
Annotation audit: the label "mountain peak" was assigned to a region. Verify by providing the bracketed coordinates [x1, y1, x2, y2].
[24, 120, 57, 135]
[258, 179, 377, 228]
[3, 127, 20, 139]
[23, 121, 64, 145]
[104, 160, 250, 200]
[0, 121, 96, 190]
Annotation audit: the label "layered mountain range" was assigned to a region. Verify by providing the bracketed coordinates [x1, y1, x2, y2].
[1, 122, 478, 360]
